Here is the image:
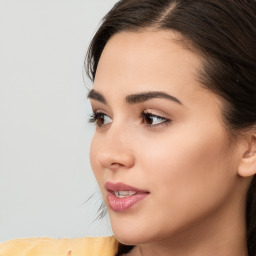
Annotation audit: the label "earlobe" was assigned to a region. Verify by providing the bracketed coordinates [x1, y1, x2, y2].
[238, 133, 256, 177]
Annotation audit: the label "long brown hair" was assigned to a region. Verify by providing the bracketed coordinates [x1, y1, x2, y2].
[85, 1, 256, 255]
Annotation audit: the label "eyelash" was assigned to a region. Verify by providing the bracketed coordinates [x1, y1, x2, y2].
[89, 111, 171, 128]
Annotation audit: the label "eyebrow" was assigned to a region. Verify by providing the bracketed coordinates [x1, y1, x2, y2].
[126, 91, 182, 105]
[87, 89, 107, 104]
[87, 89, 182, 105]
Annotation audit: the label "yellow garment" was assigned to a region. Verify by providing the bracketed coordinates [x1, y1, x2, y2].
[0, 236, 118, 256]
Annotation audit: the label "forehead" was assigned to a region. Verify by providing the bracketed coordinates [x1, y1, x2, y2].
[94, 30, 203, 94]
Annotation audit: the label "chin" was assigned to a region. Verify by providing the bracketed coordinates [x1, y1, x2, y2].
[114, 231, 146, 246]
[110, 218, 164, 246]
[110, 217, 147, 245]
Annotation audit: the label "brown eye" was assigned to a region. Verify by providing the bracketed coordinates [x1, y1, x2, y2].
[89, 112, 112, 127]
[143, 114, 154, 125]
[141, 112, 170, 126]
[96, 113, 105, 126]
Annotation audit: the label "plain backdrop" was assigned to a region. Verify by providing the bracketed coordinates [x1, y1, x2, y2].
[0, 0, 119, 242]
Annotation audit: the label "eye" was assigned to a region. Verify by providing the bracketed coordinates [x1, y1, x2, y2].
[89, 112, 112, 127]
[141, 112, 170, 127]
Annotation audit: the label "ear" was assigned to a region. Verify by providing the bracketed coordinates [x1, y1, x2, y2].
[238, 132, 256, 177]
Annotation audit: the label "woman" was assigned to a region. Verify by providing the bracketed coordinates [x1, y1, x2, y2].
[0, 0, 255, 255]
[86, 0, 256, 255]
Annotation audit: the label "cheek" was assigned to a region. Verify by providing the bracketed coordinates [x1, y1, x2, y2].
[136, 125, 236, 219]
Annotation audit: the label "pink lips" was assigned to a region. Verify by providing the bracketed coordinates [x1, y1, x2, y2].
[105, 182, 149, 212]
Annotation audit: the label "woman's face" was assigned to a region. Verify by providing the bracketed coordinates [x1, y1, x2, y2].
[89, 30, 244, 245]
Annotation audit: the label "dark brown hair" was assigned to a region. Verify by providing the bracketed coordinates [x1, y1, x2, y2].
[85, 0, 256, 255]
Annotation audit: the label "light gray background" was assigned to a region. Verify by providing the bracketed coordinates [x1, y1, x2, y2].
[0, 0, 119, 242]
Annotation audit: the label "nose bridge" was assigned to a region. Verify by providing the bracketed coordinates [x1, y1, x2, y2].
[97, 120, 134, 170]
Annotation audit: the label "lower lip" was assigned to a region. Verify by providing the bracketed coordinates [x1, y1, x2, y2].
[108, 192, 149, 212]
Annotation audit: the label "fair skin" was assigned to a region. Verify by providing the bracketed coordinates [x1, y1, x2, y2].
[89, 30, 254, 256]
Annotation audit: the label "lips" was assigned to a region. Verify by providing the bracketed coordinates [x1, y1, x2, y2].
[105, 182, 149, 212]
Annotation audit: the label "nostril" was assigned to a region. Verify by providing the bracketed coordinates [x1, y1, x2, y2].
[110, 163, 124, 170]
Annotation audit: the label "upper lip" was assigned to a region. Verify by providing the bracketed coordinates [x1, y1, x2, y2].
[105, 182, 149, 193]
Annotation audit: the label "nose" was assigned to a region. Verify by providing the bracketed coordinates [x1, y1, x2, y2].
[97, 125, 135, 171]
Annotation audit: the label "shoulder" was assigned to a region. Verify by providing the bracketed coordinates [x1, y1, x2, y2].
[0, 236, 118, 256]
